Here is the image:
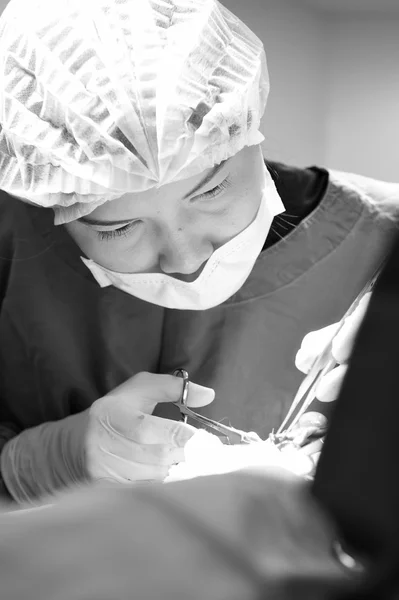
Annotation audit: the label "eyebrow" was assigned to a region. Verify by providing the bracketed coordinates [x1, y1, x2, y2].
[182, 158, 230, 200]
[77, 158, 231, 227]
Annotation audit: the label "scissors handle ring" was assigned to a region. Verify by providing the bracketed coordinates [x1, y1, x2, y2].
[172, 369, 189, 422]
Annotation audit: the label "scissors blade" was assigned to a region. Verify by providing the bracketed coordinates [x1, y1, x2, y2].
[177, 404, 254, 445]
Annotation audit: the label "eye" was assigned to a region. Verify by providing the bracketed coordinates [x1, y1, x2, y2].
[95, 221, 140, 242]
[94, 176, 233, 242]
[196, 176, 233, 200]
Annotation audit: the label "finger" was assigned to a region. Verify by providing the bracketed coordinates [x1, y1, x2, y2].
[315, 364, 348, 403]
[287, 413, 328, 446]
[90, 427, 187, 466]
[133, 415, 199, 447]
[102, 408, 198, 447]
[332, 293, 372, 364]
[89, 451, 170, 483]
[300, 439, 324, 457]
[294, 412, 328, 430]
[108, 372, 215, 415]
[295, 323, 340, 374]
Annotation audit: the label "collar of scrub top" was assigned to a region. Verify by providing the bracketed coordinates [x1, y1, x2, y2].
[274, 262, 385, 440]
[173, 369, 261, 445]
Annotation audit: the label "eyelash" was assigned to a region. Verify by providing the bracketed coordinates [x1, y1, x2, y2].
[96, 221, 138, 242]
[198, 175, 233, 200]
[96, 176, 233, 242]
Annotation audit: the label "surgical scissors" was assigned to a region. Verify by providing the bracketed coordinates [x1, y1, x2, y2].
[173, 369, 260, 445]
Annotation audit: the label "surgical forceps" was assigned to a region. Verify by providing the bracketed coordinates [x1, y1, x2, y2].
[172, 369, 260, 445]
[274, 264, 384, 439]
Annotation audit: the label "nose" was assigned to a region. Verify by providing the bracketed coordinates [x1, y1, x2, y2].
[159, 233, 213, 280]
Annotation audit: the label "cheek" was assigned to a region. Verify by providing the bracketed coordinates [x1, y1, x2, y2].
[219, 186, 261, 239]
[63, 224, 91, 255]
[64, 224, 155, 273]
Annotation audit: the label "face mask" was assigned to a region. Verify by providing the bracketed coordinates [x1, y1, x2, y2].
[81, 164, 285, 310]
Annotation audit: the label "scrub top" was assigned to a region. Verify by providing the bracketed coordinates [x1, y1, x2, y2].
[0, 161, 397, 497]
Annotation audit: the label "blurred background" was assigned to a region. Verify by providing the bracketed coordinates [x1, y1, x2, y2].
[224, 0, 399, 182]
[0, 0, 398, 181]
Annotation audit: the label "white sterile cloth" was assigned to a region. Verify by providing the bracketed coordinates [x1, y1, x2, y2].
[165, 430, 314, 482]
[0, 0, 269, 225]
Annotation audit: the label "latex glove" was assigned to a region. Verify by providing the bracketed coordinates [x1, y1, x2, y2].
[0, 469, 351, 600]
[166, 430, 316, 482]
[1, 372, 214, 504]
[85, 372, 215, 484]
[291, 293, 372, 472]
[295, 293, 372, 402]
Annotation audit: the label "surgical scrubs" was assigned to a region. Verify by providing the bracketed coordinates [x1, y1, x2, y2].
[0, 161, 397, 500]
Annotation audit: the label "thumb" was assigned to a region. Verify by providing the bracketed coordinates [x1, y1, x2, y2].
[107, 372, 215, 415]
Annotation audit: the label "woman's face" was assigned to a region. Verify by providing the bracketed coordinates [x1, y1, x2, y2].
[64, 144, 265, 282]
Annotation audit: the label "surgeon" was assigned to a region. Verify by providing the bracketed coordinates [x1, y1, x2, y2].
[0, 0, 398, 504]
[2, 211, 399, 600]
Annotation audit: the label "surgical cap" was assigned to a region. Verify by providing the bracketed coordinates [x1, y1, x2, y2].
[0, 0, 269, 225]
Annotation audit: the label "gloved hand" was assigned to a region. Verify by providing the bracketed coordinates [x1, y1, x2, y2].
[295, 293, 372, 402]
[290, 293, 372, 472]
[1, 372, 214, 503]
[85, 372, 214, 483]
